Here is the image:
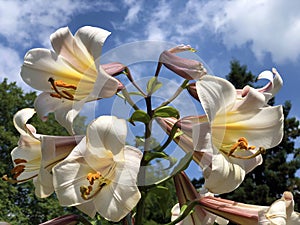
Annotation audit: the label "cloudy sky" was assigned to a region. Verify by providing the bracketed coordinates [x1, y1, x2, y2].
[0, 0, 299, 176]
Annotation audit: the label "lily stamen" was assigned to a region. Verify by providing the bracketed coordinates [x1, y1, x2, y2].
[2, 173, 38, 184]
[228, 147, 266, 159]
[80, 172, 109, 201]
[48, 77, 77, 100]
[228, 137, 256, 156]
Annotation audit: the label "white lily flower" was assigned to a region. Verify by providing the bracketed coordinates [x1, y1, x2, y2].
[20, 26, 121, 134]
[192, 75, 284, 194]
[52, 116, 142, 222]
[3, 108, 82, 198]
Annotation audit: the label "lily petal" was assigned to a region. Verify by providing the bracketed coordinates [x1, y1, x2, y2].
[93, 146, 142, 222]
[196, 75, 236, 122]
[87, 116, 127, 160]
[13, 108, 36, 135]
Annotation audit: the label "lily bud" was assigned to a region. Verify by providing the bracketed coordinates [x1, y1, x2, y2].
[39, 214, 85, 225]
[101, 62, 126, 77]
[159, 45, 207, 80]
[173, 171, 228, 225]
[186, 82, 199, 101]
[197, 191, 300, 225]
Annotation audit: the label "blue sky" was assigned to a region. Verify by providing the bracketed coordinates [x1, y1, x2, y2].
[0, 0, 299, 177]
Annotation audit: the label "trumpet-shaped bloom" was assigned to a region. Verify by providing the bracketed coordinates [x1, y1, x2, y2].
[20, 26, 122, 134]
[157, 72, 283, 194]
[52, 116, 142, 222]
[192, 74, 284, 193]
[3, 108, 82, 198]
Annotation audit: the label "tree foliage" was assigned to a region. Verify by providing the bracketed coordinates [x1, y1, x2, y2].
[0, 79, 86, 224]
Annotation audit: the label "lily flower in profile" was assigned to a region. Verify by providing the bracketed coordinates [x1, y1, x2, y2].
[159, 44, 207, 80]
[197, 191, 300, 225]
[157, 73, 283, 194]
[2, 108, 83, 198]
[20, 26, 123, 134]
[52, 116, 142, 222]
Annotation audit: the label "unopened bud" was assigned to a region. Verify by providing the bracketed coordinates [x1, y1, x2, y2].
[159, 45, 207, 80]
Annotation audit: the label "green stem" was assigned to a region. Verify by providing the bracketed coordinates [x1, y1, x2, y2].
[135, 190, 147, 225]
[135, 95, 153, 224]
[124, 67, 147, 97]
[158, 80, 189, 108]
[120, 89, 140, 110]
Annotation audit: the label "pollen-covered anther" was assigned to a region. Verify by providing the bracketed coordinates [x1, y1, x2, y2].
[53, 80, 77, 90]
[87, 172, 101, 185]
[79, 172, 109, 200]
[11, 165, 25, 179]
[14, 158, 27, 164]
[228, 137, 256, 156]
[48, 77, 77, 100]
[80, 185, 93, 200]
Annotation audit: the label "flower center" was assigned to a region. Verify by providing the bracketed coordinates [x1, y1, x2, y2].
[48, 77, 77, 100]
[80, 172, 110, 200]
[2, 158, 37, 184]
[220, 137, 266, 159]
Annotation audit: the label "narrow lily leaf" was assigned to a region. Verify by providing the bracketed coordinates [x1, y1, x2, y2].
[154, 106, 180, 119]
[170, 151, 193, 175]
[146, 77, 163, 94]
[128, 110, 151, 125]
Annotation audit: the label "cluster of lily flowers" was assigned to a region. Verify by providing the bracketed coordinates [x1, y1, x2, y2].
[2, 26, 299, 225]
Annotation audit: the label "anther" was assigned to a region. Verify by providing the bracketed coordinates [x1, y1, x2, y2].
[87, 172, 101, 185]
[228, 137, 256, 156]
[48, 77, 77, 100]
[14, 159, 27, 164]
[79, 172, 109, 201]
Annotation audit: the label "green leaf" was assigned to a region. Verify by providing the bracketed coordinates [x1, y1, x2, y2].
[146, 77, 163, 94]
[170, 151, 193, 176]
[128, 110, 151, 125]
[153, 106, 180, 119]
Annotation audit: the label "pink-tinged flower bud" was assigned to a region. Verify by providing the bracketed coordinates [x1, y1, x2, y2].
[101, 62, 126, 77]
[174, 172, 207, 220]
[39, 214, 84, 225]
[159, 45, 207, 80]
[186, 82, 199, 101]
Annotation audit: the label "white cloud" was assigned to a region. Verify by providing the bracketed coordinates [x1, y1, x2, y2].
[0, 0, 117, 86]
[0, 0, 117, 48]
[211, 0, 300, 64]
[123, 0, 143, 25]
[115, 0, 300, 64]
[0, 44, 25, 87]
